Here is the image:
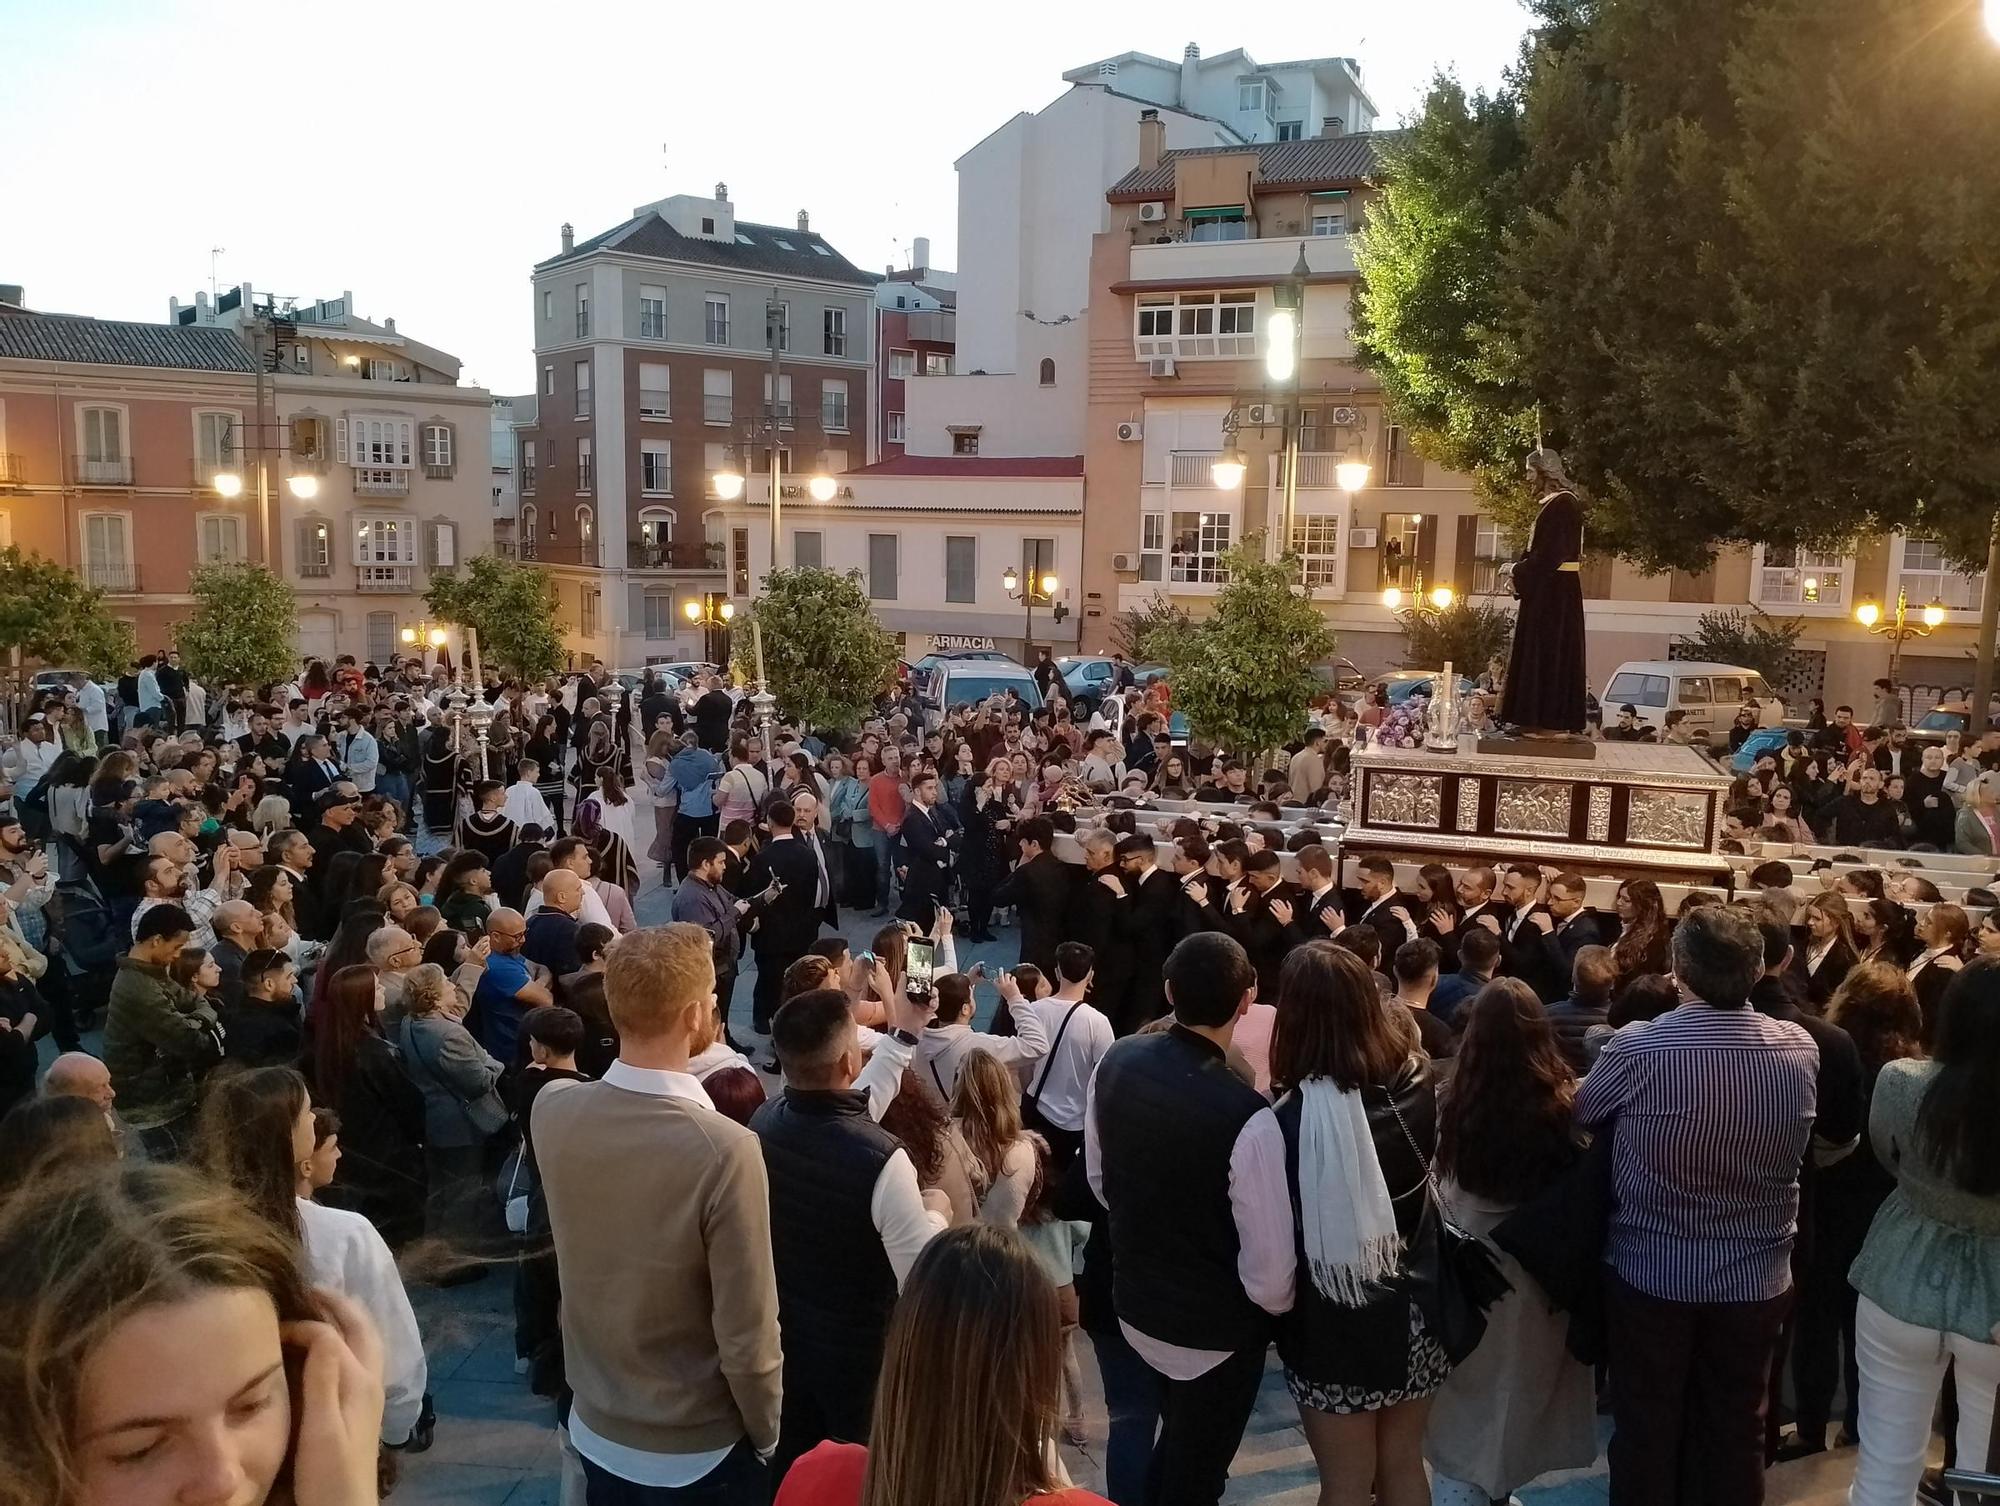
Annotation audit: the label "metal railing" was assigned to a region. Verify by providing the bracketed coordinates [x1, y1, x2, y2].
[297, 560, 332, 579]
[354, 469, 411, 497]
[356, 565, 413, 592]
[629, 540, 725, 571]
[0, 453, 20, 485]
[83, 561, 139, 591]
[74, 455, 133, 486]
[500, 540, 599, 567]
[1169, 450, 1221, 487]
[576, 311, 590, 338]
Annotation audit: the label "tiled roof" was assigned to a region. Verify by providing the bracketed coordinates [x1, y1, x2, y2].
[1108, 132, 1389, 199]
[0, 308, 259, 373]
[537, 214, 875, 286]
[846, 455, 1083, 478]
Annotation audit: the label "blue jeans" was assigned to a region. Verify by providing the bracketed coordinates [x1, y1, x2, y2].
[579, 1438, 767, 1505]
[873, 839, 897, 911]
[376, 771, 413, 824]
[1088, 1326, 1164, 1506]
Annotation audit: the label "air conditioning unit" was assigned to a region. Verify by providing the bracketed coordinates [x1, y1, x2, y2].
[1115, 420, 1143, 443]
[1245, 403, 1284, 426]
[1147, 357, 1178, 379]
[1111, 552, 1139, 572]
[1329, 405, 1361, 427]
[1349, 527, 1379, 549]
[1138, 202, 1168, 223]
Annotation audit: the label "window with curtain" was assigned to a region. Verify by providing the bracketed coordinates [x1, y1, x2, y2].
[793, 531, 823, 569]
[704, 369, 733, 424]
[821, 380, 848, 432]
[944, 536, 976, 603]
[868, 534, 898, 601]
[641, 441, 672, 494]
[197, 514, 245, 564]
[296, 518, 331, 576]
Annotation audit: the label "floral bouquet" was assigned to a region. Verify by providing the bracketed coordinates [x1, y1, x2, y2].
[1377, 694, 1429, 750]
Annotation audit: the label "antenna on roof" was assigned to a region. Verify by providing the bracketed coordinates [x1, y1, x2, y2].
[209, 247, 226, 306]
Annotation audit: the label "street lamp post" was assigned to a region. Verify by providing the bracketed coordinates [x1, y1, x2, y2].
[1002, 564, 1063, 656]
[1382, 572, 1457, 623]
[1855, 587, 1946, 696]
[682, 591, 736, 666]
[398, 622, 451, 675]
[1269, 247, 1309, 561]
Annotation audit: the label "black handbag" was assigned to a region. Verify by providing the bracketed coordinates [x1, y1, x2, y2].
[1388, 1096, 1512, 1366]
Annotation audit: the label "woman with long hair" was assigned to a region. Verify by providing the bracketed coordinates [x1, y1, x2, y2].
[303, 964, 427, 1250]
[1763, 782, 1803, 842]
[1610, 879, 1670, 987]
[1151, 750, 1194, 801]
[773, 1224, 1112, 1506]
[245, 863, 301, 952]
[959, 765, 1015, 944]
[0, 1161, 385, 1506]
[1271, 942, 1442, 1506]
[946, 1051, 1038, 1228]
[195, 1066, 429, 1448]
[1424, 980, 1595, 1505]
[585, 766, 639, 864]
[1793, 891, 1861, 1006]
[1909, 902, 1970, 1047]
[1414, 863, 1462, 959]
[1853, 897, 1909, 967]
[394, 963, 506, 1267]
[1846, 960, 2000, 1504]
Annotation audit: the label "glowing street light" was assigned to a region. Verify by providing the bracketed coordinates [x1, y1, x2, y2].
[1336, 455, 1372, 493]
[211, 470, 245, 498]
[1263, 308, 1298, 383]
[1856, 588, 1946, 688]
[286, 474, 318, 500]
[713, 450, 746, 500]
[1210, 447, 1247, 490]
[807, 472, 838, 503]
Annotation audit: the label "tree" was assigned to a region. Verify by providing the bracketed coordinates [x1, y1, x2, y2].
[1676, 608, 1802, 684]
[1159, 545, 1334, 758]
[734, 567, 900, 731]
[0, 545, 136, 677]
[425, 555, 564, 682]
[1399, 599, 1515, 676]
[1109, 594, 1193, 664]
[175, 563, 298, 689]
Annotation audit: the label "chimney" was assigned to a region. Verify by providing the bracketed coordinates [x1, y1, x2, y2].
[1320, 116, 1344, 137]
[383, 317, 396, 333]
[797, 209, 810, 232]
[1183, 41, 1200, 59]
[1180, 41, 1200, 108]
[715, 181, 728, 202]
[0, 284, 22, 308]
[1137, 109, 1165, 171]
[560, 222, 574, 252]
[912, 236, 931, 272]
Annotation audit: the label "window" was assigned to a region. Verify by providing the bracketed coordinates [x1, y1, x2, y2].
[1276, 120, 1303, 141]
[296, 518, 331, 576]
[1471, 514, 1508, 594]
[944, 536, 977, 603]
[761, 373, 795, 427]
[520, 506, 538, 546]
[424, 520, 457, 568]
[1134, 292, 1256, 359]
[813, 244, 830, 256]
[82, 513, 131, 589]
[1169, 511, 1232, 584]
[732, 526, 750, 596]
[824, 448, 849, 473]
[366, 612, 398, 664]
[340, 417, 414, 467]
[1290, 516, 1341, 588]
[705, 296, 730, 345]
[643, 590, 675, 640]
[197, 513, 245, 564]
[194, 411, 234, 472]
[574, 360, 592, 419]
[1384, 425, 1422, 486]
[542, 364, 555, 396]
[364, 358, 406, 381]
[288, 414, 329, 464]
[1311, 208, 1348, 236]
[704, 369, 733, 424]
[889, 349, 915, 378]
[1238, 80, 1267, 112]
[638, 362, 670, 420]
[821, 380, 849, 432]
[770, 301, 790, 352]
[794, 530, 823, 569]
[1184, 207, 1249, 243]
[581, 586, 600, 637]
[1756, 543, 1847, 607]
[641, 440, 672, 495]
[1379, 512, 1427, 591]
[639, 509, 673, 546]
[576, 506, 596, 548]
[520, 440, 537, 493]
[80, 406, 126, 481]
[886, 412, 906, 443]
[638, 286, 666, 339]
[576, 437, 593, 494]
[868, 534, 898, 600]
[354, 516, 416, 566]
[543, 290, 553, 322]
[422, 423, 454, 475]
[824, 307, 847, 357]
[700, 216, 715, 235]
[1038, 358, 1056, 386]
[952, 431, 980, 456]
[1139, 513, 1166, 582]
[924, 352, 951, 376]
[575, 282, 590, 338]
[1898, 536, 1984, 612]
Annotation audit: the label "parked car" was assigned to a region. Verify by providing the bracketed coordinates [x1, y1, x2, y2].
[1377, 670, 1478, 706]
[1054, 655, 1127, 710]
[1602, 660, 1783, 734]
[917, 659, 1044, 728]
[1909, 702, 1971, 747]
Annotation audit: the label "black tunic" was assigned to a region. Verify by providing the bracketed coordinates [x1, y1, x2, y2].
[1500, 489, 1588, 734]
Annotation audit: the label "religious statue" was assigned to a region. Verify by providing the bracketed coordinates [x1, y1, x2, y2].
[1499, 447, 1588, 737]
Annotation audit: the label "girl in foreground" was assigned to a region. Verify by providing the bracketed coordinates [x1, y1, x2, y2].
[0, 1160, 384, 1506]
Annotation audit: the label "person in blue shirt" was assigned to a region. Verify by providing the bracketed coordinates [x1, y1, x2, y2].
[468, 907, 553, 1066]
[668, 734, 723, 883]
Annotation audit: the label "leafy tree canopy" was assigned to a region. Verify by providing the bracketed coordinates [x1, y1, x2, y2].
[1160, 545, 1334, 758]
[425, 556, 564, 682]
[0, 545, 137, 677]
[176, 563, 298, 688]
[1110, 594, 1194, 665]
[1677, 607, 1803, 684]
[735, 567, 901, 731]
[1399, 598, 1516, 676]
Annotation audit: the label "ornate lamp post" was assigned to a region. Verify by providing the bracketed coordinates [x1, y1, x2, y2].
[1855, 587, 1946, 693]
[1002, 563, 1064, 657]
[1382, 573, 1457, 623]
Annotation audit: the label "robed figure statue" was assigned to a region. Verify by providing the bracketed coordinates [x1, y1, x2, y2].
[1500, 448, 1588, 736]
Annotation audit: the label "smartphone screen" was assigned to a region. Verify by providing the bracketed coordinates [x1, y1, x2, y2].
[905, 938, 936, 997]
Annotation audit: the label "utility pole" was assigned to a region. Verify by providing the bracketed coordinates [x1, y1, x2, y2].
[766, 287, 784, 576]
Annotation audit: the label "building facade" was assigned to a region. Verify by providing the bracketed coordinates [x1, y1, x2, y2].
[491, 394, 526, 548]
[872, 238, 954, 463]
[513, 186, 876, 667]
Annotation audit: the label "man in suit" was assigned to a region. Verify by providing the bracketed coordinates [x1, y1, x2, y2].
[288, 735, 344, 823]
[1228, 849, 1295, 1001]
[524, 868, 586, 980]
[1114, 833, 1183, 1032]
[746, 799, 832, 1034]
[305, 784, 370, 862]
[788, 790, 839, 932]
[1068, 830, 1134, 1031]
[1346, 854, 1419, 972]
[1429, 924, 1501, 1026]
[995, 816, 1074, 979]
[1285, 843, 1345, 946]
[1545, 871, 1603, 971]
[894, 770, 953, 927]
[1496, 862, 1565, 1002]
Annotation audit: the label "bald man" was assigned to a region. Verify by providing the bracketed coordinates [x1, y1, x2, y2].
[44, 1052, 117, 1133]
[468, 907, 552, 1064]
[524, 870, 584, 981]
[210, 899, 263, 1009]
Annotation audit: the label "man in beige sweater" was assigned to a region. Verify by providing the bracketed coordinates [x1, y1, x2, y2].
[535, 921, 781, 1503]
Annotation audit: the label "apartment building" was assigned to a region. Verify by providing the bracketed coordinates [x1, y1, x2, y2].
[514, 185, 875, 666]
[872, 238, 954, 463]
[171, 285, 496, 665]
[0, 288, 264, 649]
[491, 394, 527, 548]
[1079, 130, 1978, 712]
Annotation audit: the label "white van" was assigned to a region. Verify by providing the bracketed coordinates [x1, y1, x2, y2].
[1602, 660, 1784, 734]
[916, 659, 1044, 729]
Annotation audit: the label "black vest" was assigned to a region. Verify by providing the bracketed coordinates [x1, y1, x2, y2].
[1095, 1026, 1270, 1351]
[751, 1088, 901, 1365]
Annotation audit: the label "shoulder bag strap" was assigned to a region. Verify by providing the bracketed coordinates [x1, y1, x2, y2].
[1384, 1081, 1462, 1225]
[1027, 1002, 1087, 1105]
[929, 1051, 952, 1104]
[401, 1015, 475, 1112]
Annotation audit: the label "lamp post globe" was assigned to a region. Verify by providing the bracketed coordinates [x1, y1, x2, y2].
[286, 474, 318, 500]
[212, 471, 244, 499]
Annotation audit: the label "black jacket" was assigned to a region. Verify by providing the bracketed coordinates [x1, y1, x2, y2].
[747, 834, 833, 961]
[994, 852, 1072, 978]
[1115, 866, 1184, 1031]
[896, 803, 953, 914]
[524, 910, 582, 979]
[1789, 933, 1857, 1008]
[306, 1033, 427, 1249]
[219, 996, 304, 1069]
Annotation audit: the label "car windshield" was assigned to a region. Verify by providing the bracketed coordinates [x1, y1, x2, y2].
[1606, 672, 1669, 707]
[944, 676, 1042, 710]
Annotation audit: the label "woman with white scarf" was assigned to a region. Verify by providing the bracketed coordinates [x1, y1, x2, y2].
[1271, 942, 1448, 1506]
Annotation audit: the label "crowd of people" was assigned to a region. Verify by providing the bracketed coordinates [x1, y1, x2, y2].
[1, 647, 1998, 1506]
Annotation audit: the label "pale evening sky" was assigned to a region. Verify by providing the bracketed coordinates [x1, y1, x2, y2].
[0, 0, 1533, 395]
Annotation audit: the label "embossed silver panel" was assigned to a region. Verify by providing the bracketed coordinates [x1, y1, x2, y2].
[1587, 785, 1613, 843]
[1627, 788, 1709, 849]
[1456, 777, 1481, 832]
[1367, 772, 1443, 829]
[1494, 779, 1573, 839]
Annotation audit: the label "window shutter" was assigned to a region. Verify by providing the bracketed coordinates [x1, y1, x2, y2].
[433, 522, 456, 568]
[1452, 514, 1480, 596]
[335, 418, 349, 463]
[1415, 514, 1439, 584]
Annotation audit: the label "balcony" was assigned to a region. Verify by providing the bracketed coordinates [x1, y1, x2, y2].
[629, 540, 725, 572]
[499, 540, 600, 567]
[0, 452, 19, 486]
[297, 560, 332, 579]
[1128, 230, 1357, 285]
[353, 468, 411, 497]
[1169, 450, 1222, 487]
[356, 565, 414, 592]
[83, 561, 139, 591]
[74, 455, 133, 486]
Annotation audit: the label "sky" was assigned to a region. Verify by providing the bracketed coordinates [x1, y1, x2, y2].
[0, 0, 1534, 395]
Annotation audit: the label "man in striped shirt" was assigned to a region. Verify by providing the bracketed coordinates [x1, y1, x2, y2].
[1577, 904, 1818, 1506]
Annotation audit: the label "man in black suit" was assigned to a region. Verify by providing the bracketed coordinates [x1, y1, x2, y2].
[895, 769, 953, 927]
[1228, 849, 1295, 1002]
[994, 816, 1071, 978]
[787, 790, 839, 933]
[305, 784, 370, 862]
[692, 674, 735, 753]
[1346, 855, 1419, 973]
[1495, 862, 1565, 1002]
[1545, 871, 1603, 971]
[1285, 843, 1345, 946]
[1185, 838, 1253, 938]
[1068, 830, 1134, 1030]
[746, 799, 832, 1033]
[524, 868, 585, 979]
[1114, 833, 1183, 1032]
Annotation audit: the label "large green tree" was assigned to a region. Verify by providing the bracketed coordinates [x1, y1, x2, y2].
[176, 563, 297, 689]
[425, 555, 564, 681]
[1160, 545, 1334, 758]
[0, 545, 136, 676]
[735, 567, 900, 731]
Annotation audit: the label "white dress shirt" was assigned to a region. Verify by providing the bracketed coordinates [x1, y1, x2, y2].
[503, 779, 557, 832]
[76, 679, 108, 734]
[1013, 992, 1115, 1132]
[296, 1198, 428, 1444]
